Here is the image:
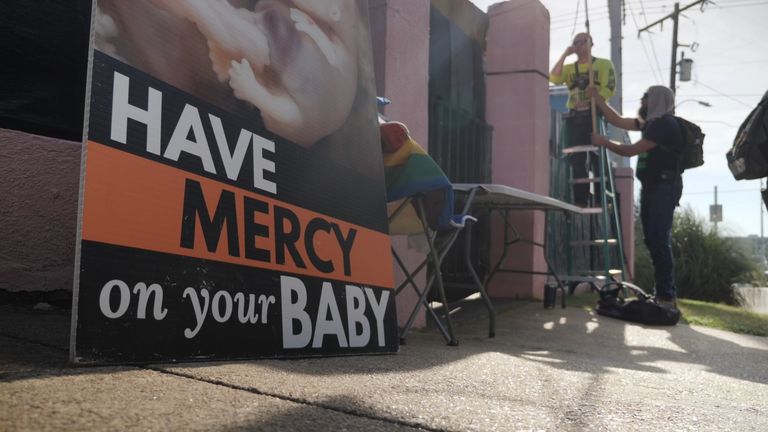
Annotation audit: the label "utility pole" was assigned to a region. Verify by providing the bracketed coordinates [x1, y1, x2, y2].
[607, 0, 628, 167]
[714, 186, 718, 231]
[670, 3, 680, 93]
[710, 186, 723, 233]
[637, 0, 709, 94]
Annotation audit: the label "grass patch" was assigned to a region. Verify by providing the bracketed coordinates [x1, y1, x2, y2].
[677, 299, 768, 337]
[566, 292, 768, 337]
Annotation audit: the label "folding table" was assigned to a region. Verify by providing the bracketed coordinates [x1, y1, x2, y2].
[452, 184, 585, 328]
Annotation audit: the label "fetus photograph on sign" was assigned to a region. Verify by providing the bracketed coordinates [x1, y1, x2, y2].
[95, 0, 381, 176]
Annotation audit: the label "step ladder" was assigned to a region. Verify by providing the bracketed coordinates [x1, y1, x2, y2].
[550, 114, 627, 293]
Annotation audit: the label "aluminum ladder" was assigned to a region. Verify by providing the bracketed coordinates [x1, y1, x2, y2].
[556, 114, 627, 292]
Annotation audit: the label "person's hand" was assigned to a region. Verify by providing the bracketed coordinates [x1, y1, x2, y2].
[573, 100, 590, 110]
[564, 45, 576, 56]
[586, 86, 604, 103]
[591, 132, 610, 147]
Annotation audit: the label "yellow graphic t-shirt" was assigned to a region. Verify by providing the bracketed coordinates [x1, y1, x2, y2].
[550, 57, 616, 110]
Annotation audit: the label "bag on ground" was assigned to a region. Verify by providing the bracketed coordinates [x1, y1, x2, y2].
[595, 284, 680, 326]
[726, 90, 768, 180]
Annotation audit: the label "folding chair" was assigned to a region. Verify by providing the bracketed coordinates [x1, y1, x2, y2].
[388, 187, 480, 346]
[381, 120, 491, 345]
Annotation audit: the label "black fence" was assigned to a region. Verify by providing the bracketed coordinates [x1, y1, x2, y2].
[428, 97, 493, 184]
[428, 97, 493, 302]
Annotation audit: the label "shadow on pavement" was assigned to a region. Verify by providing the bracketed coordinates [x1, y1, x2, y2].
[1, 294, 767, 387]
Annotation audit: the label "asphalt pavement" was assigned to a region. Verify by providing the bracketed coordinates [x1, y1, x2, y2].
[1, 296, 767, 431]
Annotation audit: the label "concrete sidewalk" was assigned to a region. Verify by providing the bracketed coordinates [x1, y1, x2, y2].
[1, 298, 767, 431]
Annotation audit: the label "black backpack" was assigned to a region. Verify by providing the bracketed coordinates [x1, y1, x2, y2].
[674, 116, 705, 172]
[726, 90, 768, 180]
[595, 282, 681, 326]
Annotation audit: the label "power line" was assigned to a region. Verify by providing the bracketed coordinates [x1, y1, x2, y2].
[714, 0, 768, 7]
[683, 188, 761, 195]
[550, 5, 607, 21]
[551, 14, 609, 31]
[637, 0, 666, 86]
[622, 61, 768, 76]
[625, 0, 664, 83]
[570, 0, 582, 37]
[694, 81, 754, 108]
[637, 0, 712, 93]
[549, 0, 767, 24]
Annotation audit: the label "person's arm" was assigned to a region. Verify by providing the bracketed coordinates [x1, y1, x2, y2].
[591, 133, 656, 157]
[589, 87, 642, 131]
[549, 46, 575, 83]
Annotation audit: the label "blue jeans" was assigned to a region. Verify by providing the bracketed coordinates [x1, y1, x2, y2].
[640, 178, 683, 301]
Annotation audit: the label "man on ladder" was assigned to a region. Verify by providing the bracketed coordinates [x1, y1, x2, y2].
[548, 8, 626, 291]
[549, 32, 616, 206]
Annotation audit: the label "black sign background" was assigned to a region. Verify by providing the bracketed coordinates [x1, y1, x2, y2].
[75, 241, 397, 362]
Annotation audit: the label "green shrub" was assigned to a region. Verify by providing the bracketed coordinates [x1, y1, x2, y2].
[633, 206, 758, 304]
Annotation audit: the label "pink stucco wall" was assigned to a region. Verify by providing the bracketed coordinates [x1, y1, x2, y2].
[484, 0, 550, 299]
[379, 0, 430, 148]
[370, 0, 431, 328]
[0, 128, 81, 292]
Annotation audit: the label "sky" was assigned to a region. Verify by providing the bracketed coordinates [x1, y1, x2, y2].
[470, 0, 768, 237]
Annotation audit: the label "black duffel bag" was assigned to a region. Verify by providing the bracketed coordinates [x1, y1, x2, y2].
[727, 90, 768, 180]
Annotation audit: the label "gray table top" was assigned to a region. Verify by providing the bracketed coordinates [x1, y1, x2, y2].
[453, 183, 584, 214]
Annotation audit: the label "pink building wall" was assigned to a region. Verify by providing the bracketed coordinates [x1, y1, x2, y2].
[370, 0, 431, 328]
[484, 0, 551, 299]
[0, 128, 80, 292]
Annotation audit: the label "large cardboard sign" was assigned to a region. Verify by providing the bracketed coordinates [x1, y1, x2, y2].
[71, 0, 396, 363]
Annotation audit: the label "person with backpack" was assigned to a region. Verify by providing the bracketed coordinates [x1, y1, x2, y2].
[589, 85, 683, 310]
[550, 33, 616, 206]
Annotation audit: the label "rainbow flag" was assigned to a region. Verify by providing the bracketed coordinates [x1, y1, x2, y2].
[381, 122, 470, 231]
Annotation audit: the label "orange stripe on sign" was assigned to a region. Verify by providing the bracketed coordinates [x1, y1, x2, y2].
[81, 141, 394, 289]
